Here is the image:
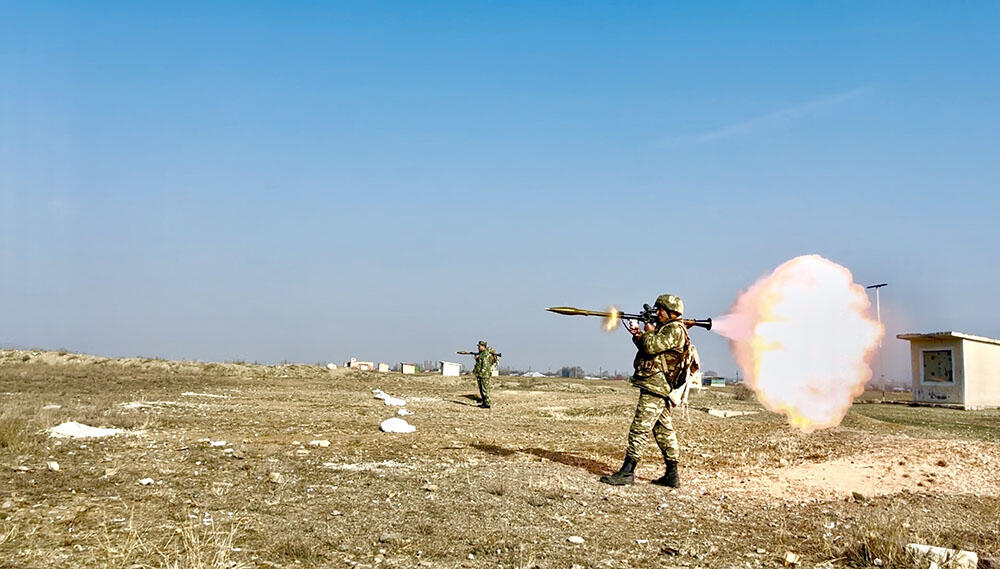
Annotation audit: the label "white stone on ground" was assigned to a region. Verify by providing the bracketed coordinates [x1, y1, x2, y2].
[397, 409, 414, 416]
[48, 422, 124, 439]
[373, 389, 406, 407]
[906, 544, 977, 569]
[380, 417, 416, 433]
[322, 460, 413, 471]
[707, 409, 759, 418]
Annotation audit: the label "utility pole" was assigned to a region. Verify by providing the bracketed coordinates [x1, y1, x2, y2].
[866, 283, 888, 395]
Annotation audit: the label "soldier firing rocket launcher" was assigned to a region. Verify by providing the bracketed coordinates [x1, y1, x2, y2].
[546, 305, 712, 331]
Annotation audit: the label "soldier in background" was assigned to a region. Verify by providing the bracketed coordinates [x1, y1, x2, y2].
[472, 340, 498, 409]
[600, 294, 697, 487]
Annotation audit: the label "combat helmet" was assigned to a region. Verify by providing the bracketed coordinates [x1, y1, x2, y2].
[478, 340, 487, 346]
[654, 294, 684, 315]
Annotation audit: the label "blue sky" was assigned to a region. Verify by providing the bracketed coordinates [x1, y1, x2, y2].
[2, 2, 998, 379]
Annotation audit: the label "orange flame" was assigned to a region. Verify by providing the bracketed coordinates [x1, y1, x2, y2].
[603, 306, 621, 332]
[713, 255, 884, 433]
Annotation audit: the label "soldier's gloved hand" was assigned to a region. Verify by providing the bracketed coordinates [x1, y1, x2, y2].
[643, 322, 656, 332]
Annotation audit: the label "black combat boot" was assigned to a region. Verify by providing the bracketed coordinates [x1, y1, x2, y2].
[651, 459, 679, 488]
[599, 456, 637, 486]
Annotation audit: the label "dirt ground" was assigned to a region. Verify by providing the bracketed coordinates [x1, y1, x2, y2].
[2, 349, 999, 569]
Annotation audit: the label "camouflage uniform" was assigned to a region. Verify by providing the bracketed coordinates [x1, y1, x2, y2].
[473, 341, 497, 407]
[601, 294, 694, 487]
[627, 316, 690, 462]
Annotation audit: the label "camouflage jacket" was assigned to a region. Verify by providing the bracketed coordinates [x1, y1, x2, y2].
[473, 348, 497, 378]
[630, 319, 690, 400]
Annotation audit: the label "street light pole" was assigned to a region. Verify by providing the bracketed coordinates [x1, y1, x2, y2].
[866, 283, 888, 393]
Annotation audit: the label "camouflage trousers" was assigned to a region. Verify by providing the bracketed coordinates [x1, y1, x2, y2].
[625, 389, 679, 462]
[476, 375, 491, 406]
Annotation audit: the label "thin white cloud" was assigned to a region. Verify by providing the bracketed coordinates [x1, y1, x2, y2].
[672, 87, 872, 143]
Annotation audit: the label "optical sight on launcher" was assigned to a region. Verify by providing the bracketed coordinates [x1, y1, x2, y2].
[546, 305, 712, 331]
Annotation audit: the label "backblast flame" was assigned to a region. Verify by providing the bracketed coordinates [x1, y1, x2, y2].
[712, 255, 884, 433]
[603, 306, 621, 332]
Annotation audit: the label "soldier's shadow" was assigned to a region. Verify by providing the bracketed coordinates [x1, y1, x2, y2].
[448, 394, 482, 407]
[471, 443, 610, 476]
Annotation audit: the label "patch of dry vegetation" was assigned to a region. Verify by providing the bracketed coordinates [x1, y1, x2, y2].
[90, 509, 249, 569]
[837, 508, 913, 568]
[2, 349, 999, 569]
[733, 383, 755, 401]
[0, 412, 35, 452]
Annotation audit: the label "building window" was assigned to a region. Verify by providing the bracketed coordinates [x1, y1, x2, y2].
[922, 349, 954, 384]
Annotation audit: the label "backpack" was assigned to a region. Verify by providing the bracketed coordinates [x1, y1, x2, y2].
[665, 325, 693, 391]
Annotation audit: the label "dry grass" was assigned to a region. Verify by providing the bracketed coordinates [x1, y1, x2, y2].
[733, 383, 755, 401]
[92, 510, 248, 569]
[837, 509, 913, 568]
[0, 521, 16, 546]
[852, 404, 1000, 442]
[164, 519, 248, 569]
[0, 413, 35, 452]
[2, 349, 1000, 569]
[94, 510, 155, 568]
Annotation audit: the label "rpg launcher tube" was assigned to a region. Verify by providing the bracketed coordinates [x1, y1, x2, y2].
[546, 306, 712, 331]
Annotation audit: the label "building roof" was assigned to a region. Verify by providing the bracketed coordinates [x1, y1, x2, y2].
[897, 331, 1000, 347]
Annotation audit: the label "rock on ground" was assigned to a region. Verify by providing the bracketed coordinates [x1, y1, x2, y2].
[380, 417, 416, 433]
[905, 543, 977, 569]
[48, 422, 124, 439]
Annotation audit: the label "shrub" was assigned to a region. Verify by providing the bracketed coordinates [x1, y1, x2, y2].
[734, 383, 755, 401]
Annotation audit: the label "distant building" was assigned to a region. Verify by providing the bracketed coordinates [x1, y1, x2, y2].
[344, 357, 374, 371]
[897, 331, 1000, 409]
[440, 361, 461, 377]
[400, 363, 417, 375]
[377, 363, 390, 373]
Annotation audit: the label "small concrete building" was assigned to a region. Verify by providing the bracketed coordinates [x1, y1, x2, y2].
[440, 361, 461, 377]
[377, 363, 390, 373]
[897, 331, 1000, 409]
[400, 363, 417, 375]
[344, 357, 374, 371]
